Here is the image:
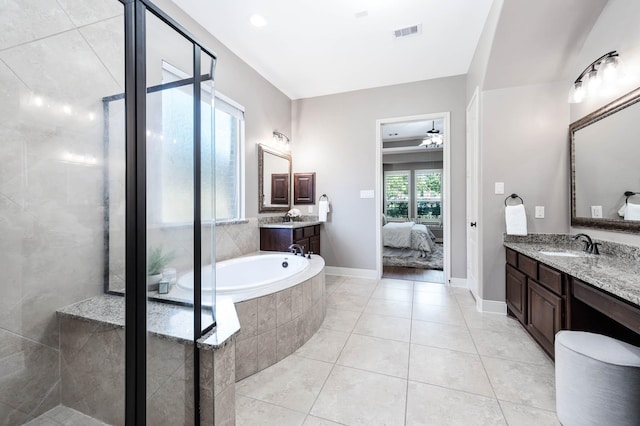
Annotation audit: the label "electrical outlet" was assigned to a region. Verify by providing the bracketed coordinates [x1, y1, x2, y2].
[591, 205, 603, 218]
[535, 206, 545, 218]
[494, 182, 504, 195]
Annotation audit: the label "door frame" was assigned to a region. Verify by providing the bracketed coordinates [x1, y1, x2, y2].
[466, 86, 482, 302]
[375, 112, 451, 283]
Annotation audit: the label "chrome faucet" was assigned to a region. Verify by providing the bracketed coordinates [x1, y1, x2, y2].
[288, 243, 305, 257]
[573, 233, 601, 254]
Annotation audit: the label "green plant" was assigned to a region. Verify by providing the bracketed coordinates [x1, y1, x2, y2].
[147, 246, 176, 275]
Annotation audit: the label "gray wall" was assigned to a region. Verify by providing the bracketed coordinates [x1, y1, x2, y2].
[292, 75, 468, 277]
[480, 82, 570, 301]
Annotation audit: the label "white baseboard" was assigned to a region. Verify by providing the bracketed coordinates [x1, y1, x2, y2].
[476, 298, 507, 315]
[449, 277, 467, 288]
[324, 266, 378, 279]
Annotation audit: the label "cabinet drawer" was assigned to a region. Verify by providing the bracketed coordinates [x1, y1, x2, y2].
[313, 225, 320, 235]
[518, 254, 538, 279]
[506, 248, 518, 267]
[573, 278, 640, 335]
[294, 228, 304, 240]
[538, 263, 563, 295]
[303, 226, 315, 238]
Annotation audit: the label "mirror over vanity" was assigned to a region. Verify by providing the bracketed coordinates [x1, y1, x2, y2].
[258, 144, 291, 213]
[570, 86, 640, 232]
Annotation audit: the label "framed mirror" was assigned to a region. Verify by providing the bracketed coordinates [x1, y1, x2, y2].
[570, 86, 640, 232]
[258, 144, 292, 212]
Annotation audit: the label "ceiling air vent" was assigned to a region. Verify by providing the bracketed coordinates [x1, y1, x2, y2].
[393, 24, 422, 39]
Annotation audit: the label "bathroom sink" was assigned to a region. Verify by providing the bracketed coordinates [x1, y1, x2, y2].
[539, 250, 582, 258]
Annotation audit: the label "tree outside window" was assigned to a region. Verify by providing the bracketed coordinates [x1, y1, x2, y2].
[416, 169, 442, 220]
[384, 171, 410, 219]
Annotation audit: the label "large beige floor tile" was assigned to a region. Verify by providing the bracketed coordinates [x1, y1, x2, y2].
[302, 415, 345, 425]
[461, 308, 523, 332]
[413, 290, 456, 307]
[412, 303, 466, 326]
[414, 281, 449, 294]
[406, 381, 506, 426]
[353, 313, 411, 342]
[332, 281, 377, 298]
[364, 298, 413, 319]
[295, 328, 350, 363]
[310, 365, 406, 426]
[409, 344, 494, 397]
[321, 308, 361, 333]
[411, 319, 477, 353]
[470, 327, 549, 364]
[451, 287, 477, 307]
[482, 356, 556, 411]
[371, 285, 414, 302]
[236, 355, 333, 413]
[326, 293, 369, 313]
[378, 278, 414, 290]
[499, 400, 560, 426]
[236, 395, 306, 426]
[337, 334, 410, 378]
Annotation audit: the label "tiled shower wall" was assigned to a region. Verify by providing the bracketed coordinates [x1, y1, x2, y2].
[0, 1, 125, 423]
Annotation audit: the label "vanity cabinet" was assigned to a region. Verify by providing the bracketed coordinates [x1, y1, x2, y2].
[505, 248, 566, 358]
[260, 225, 321, 255]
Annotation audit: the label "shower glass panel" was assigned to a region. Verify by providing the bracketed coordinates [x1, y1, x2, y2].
[0, 0, 126, 423]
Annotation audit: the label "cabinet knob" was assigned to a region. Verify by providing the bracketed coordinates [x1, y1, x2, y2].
[470, 222, 477, 227]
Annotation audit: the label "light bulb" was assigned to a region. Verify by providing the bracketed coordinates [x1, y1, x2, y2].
[569, 81, 586, 103]
[600, 55, 619, 84]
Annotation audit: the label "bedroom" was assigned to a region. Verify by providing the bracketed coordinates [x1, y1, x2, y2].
[381, 118, 446, 283]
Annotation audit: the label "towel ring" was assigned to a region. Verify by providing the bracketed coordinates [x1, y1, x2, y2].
[504, 193, 524, 206]
[625, 191, 639, 204]
[319, 194, 328, 201]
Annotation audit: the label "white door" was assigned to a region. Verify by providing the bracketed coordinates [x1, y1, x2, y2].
[466, 88, 480, 301]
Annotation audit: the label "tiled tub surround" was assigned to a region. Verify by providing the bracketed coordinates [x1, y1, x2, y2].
[504, 234, 640, 306]
[56, 297, 240, 425]
[233, 267, 327, 380]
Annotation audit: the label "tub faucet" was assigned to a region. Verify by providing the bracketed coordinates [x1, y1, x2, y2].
[573, 233, 594, 253]
[288, 243, 305, 257]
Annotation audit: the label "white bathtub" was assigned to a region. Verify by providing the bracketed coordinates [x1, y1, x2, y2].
[176, 253, 323, 302]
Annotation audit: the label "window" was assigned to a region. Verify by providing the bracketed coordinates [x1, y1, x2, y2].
[157, 63, 244, 224]
[384, 171, 410, 219]
[415, 169, 442, 221]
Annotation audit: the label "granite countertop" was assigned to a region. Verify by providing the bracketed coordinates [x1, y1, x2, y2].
[259, 220, 322, 229]
[504, 236, 640, 306]
[57, 294, 239, 348]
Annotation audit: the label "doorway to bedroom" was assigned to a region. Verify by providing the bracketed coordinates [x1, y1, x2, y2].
[375, 113, 450, 284]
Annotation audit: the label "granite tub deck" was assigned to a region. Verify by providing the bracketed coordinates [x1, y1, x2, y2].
[504, 234, 640, 306]
[56, 297, 239, 425]
[233, 267, 327, 380]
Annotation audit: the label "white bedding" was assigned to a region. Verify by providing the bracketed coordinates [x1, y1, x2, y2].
[383, 222, 436, 254]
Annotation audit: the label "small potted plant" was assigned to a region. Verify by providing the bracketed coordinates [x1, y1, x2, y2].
[147, 246, 176, 291]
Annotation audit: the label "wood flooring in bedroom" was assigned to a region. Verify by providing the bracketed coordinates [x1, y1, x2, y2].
[382, 266, 445, 283]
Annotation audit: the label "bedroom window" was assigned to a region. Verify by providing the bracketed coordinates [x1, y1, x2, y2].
[415, 169, 442, 221]
[384, 171, 410, 219]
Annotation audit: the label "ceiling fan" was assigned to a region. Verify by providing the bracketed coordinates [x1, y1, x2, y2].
[419, 121, 443, 147]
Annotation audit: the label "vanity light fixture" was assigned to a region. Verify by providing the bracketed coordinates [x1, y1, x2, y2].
[272, 131, 290, 150]
[568, 51, 621, 103]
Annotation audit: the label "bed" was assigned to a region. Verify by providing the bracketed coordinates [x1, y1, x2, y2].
[382, 220, 442, 269]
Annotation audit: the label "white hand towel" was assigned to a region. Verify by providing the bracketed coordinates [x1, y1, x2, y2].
[319, 200, 330, 222]
[618, 204, 627, 217]
[624, 202, 640, 221]
[505, 204, 527, 236]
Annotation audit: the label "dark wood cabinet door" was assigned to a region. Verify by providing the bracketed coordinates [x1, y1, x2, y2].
[309, 235, 320, 255]
[270, 174, 290, 205]
[506, 264, 527, 324]
[293, 172, 316, 204]
[528, 279, 562, 358]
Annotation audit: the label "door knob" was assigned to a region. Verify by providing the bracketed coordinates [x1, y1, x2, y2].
[470, 222, 477, 227]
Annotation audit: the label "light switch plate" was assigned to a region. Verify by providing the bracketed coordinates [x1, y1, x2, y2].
[591, 205, 603, 218]
[535, 206, 545, 219]
[495, 182, 504, 195]
[360, 190, 374, 199]
[307, 206, 313, 213]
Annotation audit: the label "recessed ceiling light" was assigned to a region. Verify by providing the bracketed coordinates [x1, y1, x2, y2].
[249, 14, 267, 28]
[354, 10, 368, 19]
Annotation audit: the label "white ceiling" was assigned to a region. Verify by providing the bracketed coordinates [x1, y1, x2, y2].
[172, 0, 494, 99]
[382, 119, 444, 141]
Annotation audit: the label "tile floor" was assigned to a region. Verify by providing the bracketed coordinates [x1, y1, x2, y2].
[24, 406, 107, 426]
[236, 275, 559, 426]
